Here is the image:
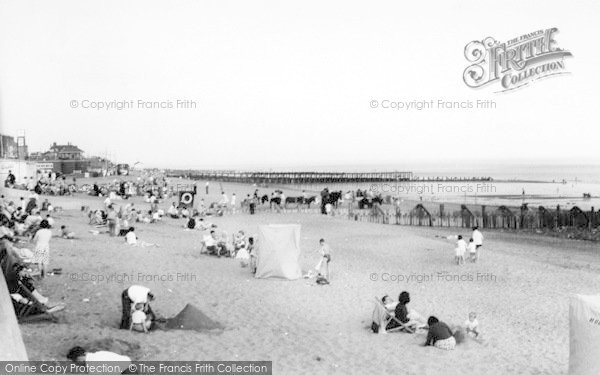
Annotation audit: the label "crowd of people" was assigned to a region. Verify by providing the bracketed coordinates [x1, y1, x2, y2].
[1, 193, 67, 320]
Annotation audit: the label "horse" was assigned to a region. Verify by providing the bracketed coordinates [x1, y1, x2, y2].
[270, 196, 282, 209]
[325, 191, 343, 207]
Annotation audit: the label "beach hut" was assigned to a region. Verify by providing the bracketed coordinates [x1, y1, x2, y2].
[255, 224, 302, 280]
[569, 294, 600, 375]
[0, 273, 28, 360]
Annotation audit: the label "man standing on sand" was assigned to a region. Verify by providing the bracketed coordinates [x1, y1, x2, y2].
[472, 226, 484, 260]
[230, 193, 237, 214]
[221, 191, 229, 206]
[205, 181, 209, 195]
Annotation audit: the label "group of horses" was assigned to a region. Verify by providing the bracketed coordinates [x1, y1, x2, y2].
[239, 189, 386, 212]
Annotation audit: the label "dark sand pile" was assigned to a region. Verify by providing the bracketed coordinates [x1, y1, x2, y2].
[165, 304, 223, 331]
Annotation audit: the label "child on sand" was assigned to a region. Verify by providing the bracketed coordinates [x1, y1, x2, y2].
[129, 303, 152, 333]
[60, 225, 76, 239]
[465, 312, 479, 337]
[455, 235, 466, 265]
[248, 237, 257, 274]
[125, 227, 137, 245]
[467, 238, 477, 262]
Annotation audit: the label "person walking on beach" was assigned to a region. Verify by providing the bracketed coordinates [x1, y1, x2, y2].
[205, 181, 209, 195]
[314, 238, 332, 279]
[107, 205, 117, 237]
[472, 226, 484, 260]
[33, 219, 52, 277]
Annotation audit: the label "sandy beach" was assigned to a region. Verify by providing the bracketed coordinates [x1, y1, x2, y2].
[2, 183, 599, 375]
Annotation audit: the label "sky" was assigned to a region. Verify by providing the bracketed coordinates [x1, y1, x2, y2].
[0, 0, 599, 171]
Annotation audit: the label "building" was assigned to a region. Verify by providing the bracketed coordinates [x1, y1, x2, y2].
[0, 134, 27, 159]
[41, 142, 85, 160]
[29, 141, 89, 175]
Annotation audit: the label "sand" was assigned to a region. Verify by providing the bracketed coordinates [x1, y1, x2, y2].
[3, 183, 600, 374]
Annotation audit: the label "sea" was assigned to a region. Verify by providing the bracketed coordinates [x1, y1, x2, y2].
[270, 162, 600, 210]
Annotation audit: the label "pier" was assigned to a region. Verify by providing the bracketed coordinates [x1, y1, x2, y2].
[166, 170, 414, 184]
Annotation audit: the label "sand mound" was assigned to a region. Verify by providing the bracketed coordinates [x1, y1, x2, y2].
[165, 304, 223, 331]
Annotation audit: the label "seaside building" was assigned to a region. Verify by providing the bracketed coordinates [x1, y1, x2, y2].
[29, 141, 90, 175]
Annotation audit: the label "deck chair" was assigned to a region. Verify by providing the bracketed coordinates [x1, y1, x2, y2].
[13, 281, 64, 323]
[373, 297, 414, 334]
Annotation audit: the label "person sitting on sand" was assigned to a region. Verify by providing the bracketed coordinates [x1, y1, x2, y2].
[130, 303, 152, 333]
[386, 291, 425, 332]
[372, 295, 397, 333]
[465, 312, 479, 337]
[120, 285, 156, 329]
[167, 202, 179, 218]
[186, 215, 196, 229]
[125, 227, 137, 245]
[60, 225, 76, 239]
[424, 316, 456, 350]
[204, 230, 219, 255]
[7, 263, 65, 313]
[181, 207, 190, 218]
[67, 346, 131, 372]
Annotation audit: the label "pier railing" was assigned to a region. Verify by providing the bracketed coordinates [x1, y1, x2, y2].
[167, 170, 414, 184]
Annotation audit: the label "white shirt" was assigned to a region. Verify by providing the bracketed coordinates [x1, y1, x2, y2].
[205, 235, 217, 247]
[125, 232, 137, 245]
[472, 230, 483, 245]
[221, 194, 229, 204]
[465, 318, 479, 330]
[231, 195, 236, 205]
[131, 310, 146, 324]
[34, 228, 52, 250]
[467, 242, 477, 253]
[127, 285, 150, 304]
[456, 239, 467, 253]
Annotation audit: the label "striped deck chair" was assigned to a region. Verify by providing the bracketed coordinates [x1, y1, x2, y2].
[13, 281, 63, 323]
[373, 297, 414, 334]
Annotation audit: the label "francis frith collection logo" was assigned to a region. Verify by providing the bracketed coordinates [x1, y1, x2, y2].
[463, 28, 572, 92]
